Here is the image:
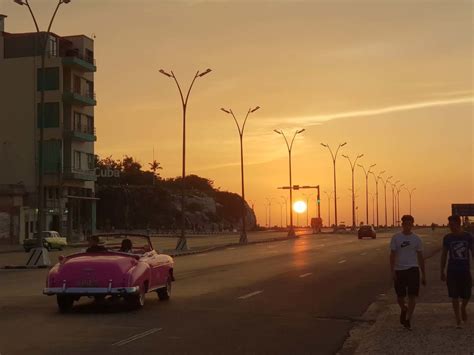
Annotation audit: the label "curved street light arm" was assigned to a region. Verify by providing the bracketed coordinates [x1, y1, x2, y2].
[170, 71, 186, 108]
[183, 70, 200, 107]
[229, 109, 242, 136]
[24, 1, 40, 32]
[241, 108, 252, 135]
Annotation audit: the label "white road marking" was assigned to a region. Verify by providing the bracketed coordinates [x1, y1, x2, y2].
[376, 249, 380, 251]
[238, 290, 263, 300]
[338, 259, 347, 264]
[228, 247, 236, 250]
[267, 245, 276, 249]
[196, 253, 208, 257]
[112, 328, 162, 347]
[299, 273, 312, 278]
[360, 252, 367, 256]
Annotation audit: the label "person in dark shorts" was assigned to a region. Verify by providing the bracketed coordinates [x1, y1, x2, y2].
[440, 215, 473, 328]
[390, 215, 426, 329]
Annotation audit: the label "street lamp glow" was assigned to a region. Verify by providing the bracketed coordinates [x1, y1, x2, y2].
[293, 200, 307, 214]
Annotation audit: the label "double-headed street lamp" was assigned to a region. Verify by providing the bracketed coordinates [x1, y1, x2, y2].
[342, 153, 364, 229]
[391, 180, 400, 227]
[404, 187, 416, 215]
[396, 183, 405, 226]
[321, 142, 347, 227]
[358, 163, 376, 225]
[274, 129, 305, 237]
[159, 68, 212, 250]
[302, 193, 314, 227]
[323, 190, 333, 227]
[381, 175, 393, 227]
[369, 170, 385, 227]
[15, 0, 72, 248]
[221, 106, 260, 244]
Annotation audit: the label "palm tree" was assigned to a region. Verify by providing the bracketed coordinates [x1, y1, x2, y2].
[148, 160, 163, 184]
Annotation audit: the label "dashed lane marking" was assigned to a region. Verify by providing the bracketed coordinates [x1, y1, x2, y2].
[299, 273, 312, 278]
[338, 259, 347, 264]
[238, 290, 264, 300]
[360, 252, 367, 256]
[195, 253, 208, 257]
[112, 328, 162, 347]
[228, 247, 236, 250]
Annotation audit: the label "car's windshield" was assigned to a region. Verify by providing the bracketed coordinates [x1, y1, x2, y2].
[97, 234, 152, 254]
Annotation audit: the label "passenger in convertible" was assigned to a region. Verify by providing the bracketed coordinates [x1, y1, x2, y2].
[119, 238, 133, 253]
[86, 235, 107, 253]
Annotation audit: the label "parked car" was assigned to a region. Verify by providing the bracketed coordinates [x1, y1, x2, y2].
[358, 225, 376, 239]
[23, 231, 67, 252]
[43, 233, 174, 313]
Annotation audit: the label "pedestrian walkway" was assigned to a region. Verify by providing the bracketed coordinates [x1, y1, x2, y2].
[348, 249, 474, 355]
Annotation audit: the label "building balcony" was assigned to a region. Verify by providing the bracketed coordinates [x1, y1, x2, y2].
[64, 168, 97, 181]
[63, 90, 96, 106]
[68, 127, 97, 142]
[62, 51, 96, 72]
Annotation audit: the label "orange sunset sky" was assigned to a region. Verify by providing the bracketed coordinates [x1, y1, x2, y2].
[3, 0, 473, 226]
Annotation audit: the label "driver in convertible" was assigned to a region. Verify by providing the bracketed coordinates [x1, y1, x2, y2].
[86, 235, 107, 253]
[119, 238, 133, 253]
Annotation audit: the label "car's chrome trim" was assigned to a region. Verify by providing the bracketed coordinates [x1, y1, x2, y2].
[43, 286, 140, 295]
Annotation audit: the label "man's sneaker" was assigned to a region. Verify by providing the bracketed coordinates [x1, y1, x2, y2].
[403, 318, 412, 330]
[400, 307, 407, 325]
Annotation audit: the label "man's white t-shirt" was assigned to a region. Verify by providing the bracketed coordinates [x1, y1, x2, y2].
[390, 232, 423, 270]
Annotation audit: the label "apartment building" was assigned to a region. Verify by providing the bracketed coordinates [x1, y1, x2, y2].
[0, 15, 97, 244]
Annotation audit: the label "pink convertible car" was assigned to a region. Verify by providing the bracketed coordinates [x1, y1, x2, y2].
[43, 234, 174, 313]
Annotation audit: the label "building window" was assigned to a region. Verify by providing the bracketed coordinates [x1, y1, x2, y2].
[41, 140, 62, 173]
[86, 116, 94, 134]
[73, 112, 82, 131]
[73, 75, 81, 94]
[85, 49, 94, 64]
[37, 102, 60, 128]
[48, 36, 57, 56]
[85, 80, 94, 98]
[37, 67, 59, 91]
[74, 151, 81, 170]
[87, 154, 95, 170]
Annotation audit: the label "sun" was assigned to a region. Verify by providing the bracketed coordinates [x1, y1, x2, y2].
[293, 200, 307, 214]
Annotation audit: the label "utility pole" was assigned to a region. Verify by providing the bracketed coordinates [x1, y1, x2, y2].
[369, 170, 385, 227]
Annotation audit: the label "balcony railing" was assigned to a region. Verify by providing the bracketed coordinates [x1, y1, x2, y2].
[63, 89, 97, 106]
[69, 126, 96, 142]
[64, 49, 95, 65]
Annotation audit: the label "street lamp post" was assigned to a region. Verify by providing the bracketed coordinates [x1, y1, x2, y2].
[321, 142, 347, 227]
[381, 175, 393, 227]
[404, 187, 416, 215]
[342, 153, 364, 229]
[274, 129, 305, 237]
[323, 190, 332, 227]
[391, 180, 400, 227]
[276, 201, 283, 228]
[396, 184, 405, 225]
[221, 106, 260, 244]
[266, 197, 273, 228]
[280, 196, 288, 227]
[302, 193, 313, 227]
[369, 170, 385, 228]
[15, 0, 72, 248]
[358, 163, 376, 225]
[159, 68, 212, 250]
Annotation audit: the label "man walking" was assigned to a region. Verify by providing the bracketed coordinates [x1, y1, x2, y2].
[440, 215, 473, 328]
[390, 215, 426, 329]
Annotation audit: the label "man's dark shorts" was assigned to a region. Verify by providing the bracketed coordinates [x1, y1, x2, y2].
[447, 271, 472, 299]
[394, 267, 420, 297]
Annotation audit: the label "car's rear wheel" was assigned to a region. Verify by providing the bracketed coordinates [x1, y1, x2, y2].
[157, 275, 172, 301]
[57, 295, 74, 313]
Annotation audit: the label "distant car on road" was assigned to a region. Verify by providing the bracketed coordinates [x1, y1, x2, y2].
[23, 231, 67, 252]
[358, 225, 376, 239]
[43, 233, 174, 313]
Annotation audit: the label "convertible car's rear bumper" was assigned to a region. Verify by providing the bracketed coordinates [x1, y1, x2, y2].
[43, 286, 139, 296]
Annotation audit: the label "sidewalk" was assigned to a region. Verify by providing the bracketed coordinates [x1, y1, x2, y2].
[343, 249, 474, 355]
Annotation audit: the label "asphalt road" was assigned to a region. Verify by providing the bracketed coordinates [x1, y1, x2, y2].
[0, 228, 444, 355]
